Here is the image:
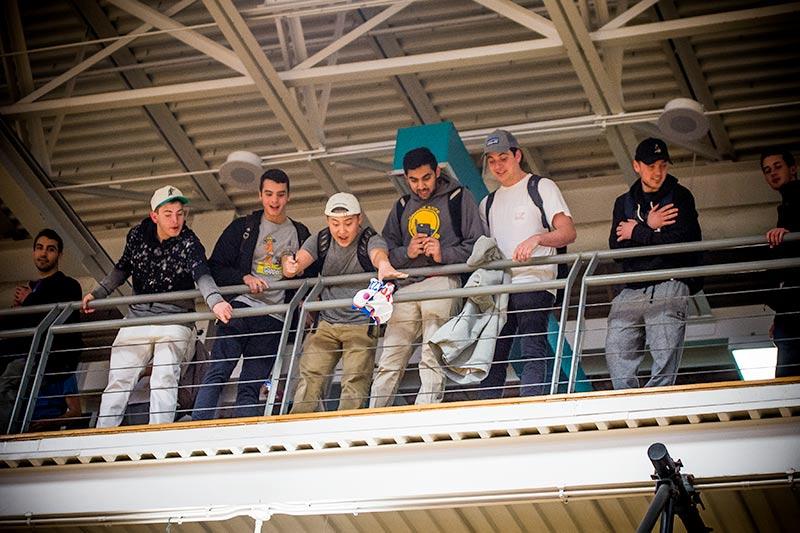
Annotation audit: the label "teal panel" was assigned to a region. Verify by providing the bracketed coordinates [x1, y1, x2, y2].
[393, 121, 489, 202]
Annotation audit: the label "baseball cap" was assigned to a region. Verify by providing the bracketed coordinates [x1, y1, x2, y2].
[150, 185, 189, 211]
[483, 129, 520, 154]
[634, 138, 671, 164]
[324, 192, 361, 216]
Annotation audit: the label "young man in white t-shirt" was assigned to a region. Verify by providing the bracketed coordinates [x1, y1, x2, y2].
[478, 129, 576, 398]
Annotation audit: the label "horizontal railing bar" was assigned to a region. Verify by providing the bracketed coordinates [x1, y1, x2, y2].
[303, 279, 564, 311]
[586, 257, 800, 286]
[49, 303, 290, 334]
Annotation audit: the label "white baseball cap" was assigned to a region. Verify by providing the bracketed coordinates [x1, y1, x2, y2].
[324, 192, 361, 216]
[151, 185, 189, 211]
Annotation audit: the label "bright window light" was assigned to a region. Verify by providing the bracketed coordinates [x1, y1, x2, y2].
[732, 347, 777, 381]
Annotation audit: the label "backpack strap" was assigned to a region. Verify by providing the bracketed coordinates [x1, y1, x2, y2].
[526, 174, 551, 232]
[447, 187, 464, 241]
[357, 227, 377, 272]
[483, 190, 497, 233]
[393, 194, 410, 229]
[316, 227, 332, 272]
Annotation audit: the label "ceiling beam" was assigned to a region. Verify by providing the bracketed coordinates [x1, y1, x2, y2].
[18, 0, 197, 105]
[201, 0, 351, 198]
[72, 0, 233, 209]
[294, 0, 415, 69]
[358, 8, 441, 124]
[4, 1, 50, 174]
[472, 0, 559, 39]
[106, 0, 247, 75]
[0, 38, 563, 117]
[542, 0, 638, 181]
[286, 17, 325, 142]
[592, 2, 800, 47]
[599, 0, 658, 30]
[4, 2, 797, 119]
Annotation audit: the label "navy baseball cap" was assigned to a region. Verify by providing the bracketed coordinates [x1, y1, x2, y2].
[634, 138, 671, 164]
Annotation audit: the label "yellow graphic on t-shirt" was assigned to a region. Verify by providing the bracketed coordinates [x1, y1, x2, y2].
[255, 235, 282, 275]
[408, 205, 441, 239]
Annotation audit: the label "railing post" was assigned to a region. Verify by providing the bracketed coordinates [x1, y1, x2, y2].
[550, 257, 583, 395]
[20, 305, 75, 433]
[6, 306, 62, 434]
[264, 281, 310, 416]
[568, 253, 598, 394]
[279, 280, 324, 415]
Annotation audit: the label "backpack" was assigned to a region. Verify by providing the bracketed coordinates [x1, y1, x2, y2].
[393, 186, 465, 242]
[484, 174, 568, 304]
[315, 226, 377, 274]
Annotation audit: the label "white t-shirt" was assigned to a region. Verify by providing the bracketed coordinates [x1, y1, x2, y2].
[479, 174, 571, 284]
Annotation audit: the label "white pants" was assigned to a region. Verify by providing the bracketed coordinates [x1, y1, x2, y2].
[97, 324, 194, 428]
[370, 276, 460, 407]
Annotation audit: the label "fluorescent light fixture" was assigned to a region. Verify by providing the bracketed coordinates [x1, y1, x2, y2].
[732, 347, 777, 381]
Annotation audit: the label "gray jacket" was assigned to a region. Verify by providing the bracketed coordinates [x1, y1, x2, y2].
[383, 173, 484, 284]
[427, 237, 509, 384]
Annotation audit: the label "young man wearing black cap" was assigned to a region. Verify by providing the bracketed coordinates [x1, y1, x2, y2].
[82, 185, 233, 427]
[604, 138, 702, 390]
[760, 146, 799, 377]
[479, 129, 576, 398]
[192, 169, 312, 420]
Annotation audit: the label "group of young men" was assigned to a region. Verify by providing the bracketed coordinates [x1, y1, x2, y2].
[2, 132, 796, 428]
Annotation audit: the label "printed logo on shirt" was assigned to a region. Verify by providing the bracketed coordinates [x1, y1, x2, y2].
[255, 235, 282, 275]
[407, 205, 441, 239]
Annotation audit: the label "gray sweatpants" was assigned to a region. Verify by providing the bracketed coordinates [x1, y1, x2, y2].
[604, 280, 689, 390]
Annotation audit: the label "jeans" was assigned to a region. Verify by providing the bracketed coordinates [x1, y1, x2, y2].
[479, 290, 555, 399]
[192, 301, 282, 420]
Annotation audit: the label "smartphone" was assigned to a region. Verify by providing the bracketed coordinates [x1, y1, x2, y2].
[416, 222, 432, 236]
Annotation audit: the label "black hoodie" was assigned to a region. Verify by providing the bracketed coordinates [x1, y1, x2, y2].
[609, 174, 702, 291]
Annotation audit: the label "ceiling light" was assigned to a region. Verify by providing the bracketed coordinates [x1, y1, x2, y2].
[657, 98, 710, 142]
[732, 347, 777, 381]
[219, 150, 262, 190]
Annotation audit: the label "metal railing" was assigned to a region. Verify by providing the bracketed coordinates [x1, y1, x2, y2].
[0, 233, 796, 433]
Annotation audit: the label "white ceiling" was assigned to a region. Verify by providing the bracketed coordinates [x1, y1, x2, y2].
[1, 0, 799, 237]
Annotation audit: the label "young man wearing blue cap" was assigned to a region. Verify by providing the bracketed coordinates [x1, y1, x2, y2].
[82, 185, 233, 427]
[479, 129, 576, 398]
[604, 138, 702, 389]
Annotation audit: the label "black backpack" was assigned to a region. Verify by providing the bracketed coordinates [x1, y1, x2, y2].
[484, 174, 568, 304]
[315, 226, 377, 274]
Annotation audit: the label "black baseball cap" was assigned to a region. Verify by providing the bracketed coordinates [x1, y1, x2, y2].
[634, 138, 671, 164]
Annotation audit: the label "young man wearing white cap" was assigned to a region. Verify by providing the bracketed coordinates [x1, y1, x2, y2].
[479, 129, 576, 398]
[193, 169, 312, 420]
[82, 185, 233, 427]
[282, 192, 406, 413]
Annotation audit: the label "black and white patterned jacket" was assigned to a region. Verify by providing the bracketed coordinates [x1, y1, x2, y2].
[92, 218, 223, 317]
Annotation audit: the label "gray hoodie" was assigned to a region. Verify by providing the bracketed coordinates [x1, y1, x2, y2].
[382, 173, 485, 282]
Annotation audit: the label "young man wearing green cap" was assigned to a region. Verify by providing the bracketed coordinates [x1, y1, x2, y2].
[82, 185, 232, 427]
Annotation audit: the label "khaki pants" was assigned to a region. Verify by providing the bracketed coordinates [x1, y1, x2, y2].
[291, 320, 377, 413]
[370, 276, 460, 407]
